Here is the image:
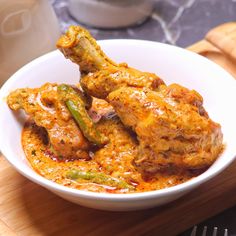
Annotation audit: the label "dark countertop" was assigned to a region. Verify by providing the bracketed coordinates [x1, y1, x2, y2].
[53, 0, 236, 47]
[52, 0, 236, 235]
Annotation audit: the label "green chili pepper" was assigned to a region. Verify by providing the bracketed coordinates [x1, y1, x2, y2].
[57, 84, 108, 146]
[67, 169, 135, 190]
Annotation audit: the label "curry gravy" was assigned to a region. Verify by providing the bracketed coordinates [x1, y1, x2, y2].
[22, 117, 200, 193]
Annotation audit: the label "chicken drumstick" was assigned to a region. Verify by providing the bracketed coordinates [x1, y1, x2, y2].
[57, 26, 223, 174]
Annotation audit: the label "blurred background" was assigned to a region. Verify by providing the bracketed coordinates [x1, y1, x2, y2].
[53, 0, 236, 47]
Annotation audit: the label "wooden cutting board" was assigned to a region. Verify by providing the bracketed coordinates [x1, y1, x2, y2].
[1, 22, 236, 236]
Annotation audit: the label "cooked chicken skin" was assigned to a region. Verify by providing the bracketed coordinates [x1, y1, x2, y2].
[57, 26, 223, 174]
[108, 85, 223, 173]
[7, 83, 90, 160]
[56, 26, 164, 98]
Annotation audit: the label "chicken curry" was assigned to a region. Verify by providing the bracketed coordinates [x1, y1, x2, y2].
[7, 26, 224, 193]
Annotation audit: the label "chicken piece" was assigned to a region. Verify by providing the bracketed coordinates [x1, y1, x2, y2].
[56, 26, 223, 174]
[56, 26, 165, 99]
[7, 83, 90, 160]
[107, 84, 223, 174]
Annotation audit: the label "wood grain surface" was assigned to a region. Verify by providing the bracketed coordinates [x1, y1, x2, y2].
[1, 22, 236, 236]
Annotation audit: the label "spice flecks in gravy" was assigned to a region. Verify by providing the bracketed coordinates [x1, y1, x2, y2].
[22, 118, 199, 193]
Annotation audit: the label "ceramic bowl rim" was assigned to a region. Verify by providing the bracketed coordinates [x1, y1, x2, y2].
[0, 39, 236, 201]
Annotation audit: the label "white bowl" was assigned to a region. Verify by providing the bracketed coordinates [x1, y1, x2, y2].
[0, 40, 236, 211]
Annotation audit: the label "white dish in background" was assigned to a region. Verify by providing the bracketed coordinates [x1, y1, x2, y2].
[0, 40, 236, 211]
[68, 0, 154, 28]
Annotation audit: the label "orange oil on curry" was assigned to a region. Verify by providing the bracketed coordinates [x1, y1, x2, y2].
[22, 120, 200, 194]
